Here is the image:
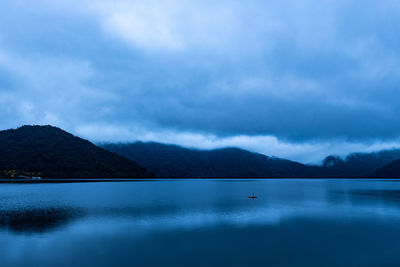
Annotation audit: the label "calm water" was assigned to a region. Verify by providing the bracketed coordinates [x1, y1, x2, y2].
[1, 179, 400, 266]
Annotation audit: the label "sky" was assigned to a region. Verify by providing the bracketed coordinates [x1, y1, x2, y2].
[1, 0, 400, 163]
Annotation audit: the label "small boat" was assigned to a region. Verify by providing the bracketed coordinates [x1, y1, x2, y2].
[248, 194, 257, 199]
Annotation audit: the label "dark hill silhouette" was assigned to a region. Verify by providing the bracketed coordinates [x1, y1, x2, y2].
[102, 142, 400, 178]
[313, 149, 400, 177]
[2, 125, 399, 179]
[0, 125, 152, 178]
[368, 159, 400, 178]
[101, 142, 316, 178]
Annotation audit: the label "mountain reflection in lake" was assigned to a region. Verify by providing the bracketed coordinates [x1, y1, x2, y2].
[1, 179, 400, 267]
[0, 207, 80, 233]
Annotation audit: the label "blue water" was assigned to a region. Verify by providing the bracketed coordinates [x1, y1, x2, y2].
[1, 179, 400, 266]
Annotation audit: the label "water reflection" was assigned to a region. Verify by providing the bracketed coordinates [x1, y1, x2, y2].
[0, 207, 81, 233]
[1, 180, 400, 266]
[350, 189, 400, 200]
[2, 181, 400, 234]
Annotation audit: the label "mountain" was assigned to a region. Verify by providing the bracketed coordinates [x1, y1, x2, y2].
[2, 125, 398, 179]
[314, 149, 400, 177]
[0, 125, 152, 179]
[368, 159, 400, 178]
[101, 142, 316, 178]
[102, 142, 400, 178]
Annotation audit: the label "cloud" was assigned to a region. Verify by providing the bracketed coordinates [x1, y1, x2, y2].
[76, 123, 400, 163]
[85, 0, 279, 52]
[1, 0, 400, 162]
[0, 48, 113, 129]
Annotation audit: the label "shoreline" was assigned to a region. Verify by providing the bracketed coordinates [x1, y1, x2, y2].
[1, 177, 399, 183]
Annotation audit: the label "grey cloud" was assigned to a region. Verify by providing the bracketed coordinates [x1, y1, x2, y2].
[1, 0, 400, 162]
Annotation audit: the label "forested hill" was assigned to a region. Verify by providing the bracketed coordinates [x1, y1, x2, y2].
[102, 142, 400, 178]
[101, 142, 316, 178]
[0, 125, 152, 178]
[314, 149, 400, 177]
[2, 125, 400, 179]
[368, 158, 400, 178]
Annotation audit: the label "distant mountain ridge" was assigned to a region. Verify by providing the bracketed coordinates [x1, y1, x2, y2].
[101, 142, 317, 178]
[1, 125, 400, 179]
[102, 142, 400, 178]
[313, 149, 400, 177]
[368, 158, 400, 178]
[0, 125, 152, 178]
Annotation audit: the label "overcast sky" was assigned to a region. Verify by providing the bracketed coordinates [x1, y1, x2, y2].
[1, 0, 400, 163]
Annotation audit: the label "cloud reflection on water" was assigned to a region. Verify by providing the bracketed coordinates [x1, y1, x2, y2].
[1, 188, 400, 234]
[2, 181, 400, 266]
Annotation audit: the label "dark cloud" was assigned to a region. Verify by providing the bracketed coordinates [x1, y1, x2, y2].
[1, 0, 400, 161]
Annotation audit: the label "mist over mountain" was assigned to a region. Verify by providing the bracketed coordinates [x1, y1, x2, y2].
[101, 142, 315, 178]
[0, 126, 152, 178]
[315, 150, 400, 177]
[102, 142, 400, 178]
[1, 125, 400, 179]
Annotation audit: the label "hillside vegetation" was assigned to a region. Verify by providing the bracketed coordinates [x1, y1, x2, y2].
[0, 126, 152, 178]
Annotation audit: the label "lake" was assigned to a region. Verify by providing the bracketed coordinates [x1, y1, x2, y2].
[1, 179, 400, 266]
